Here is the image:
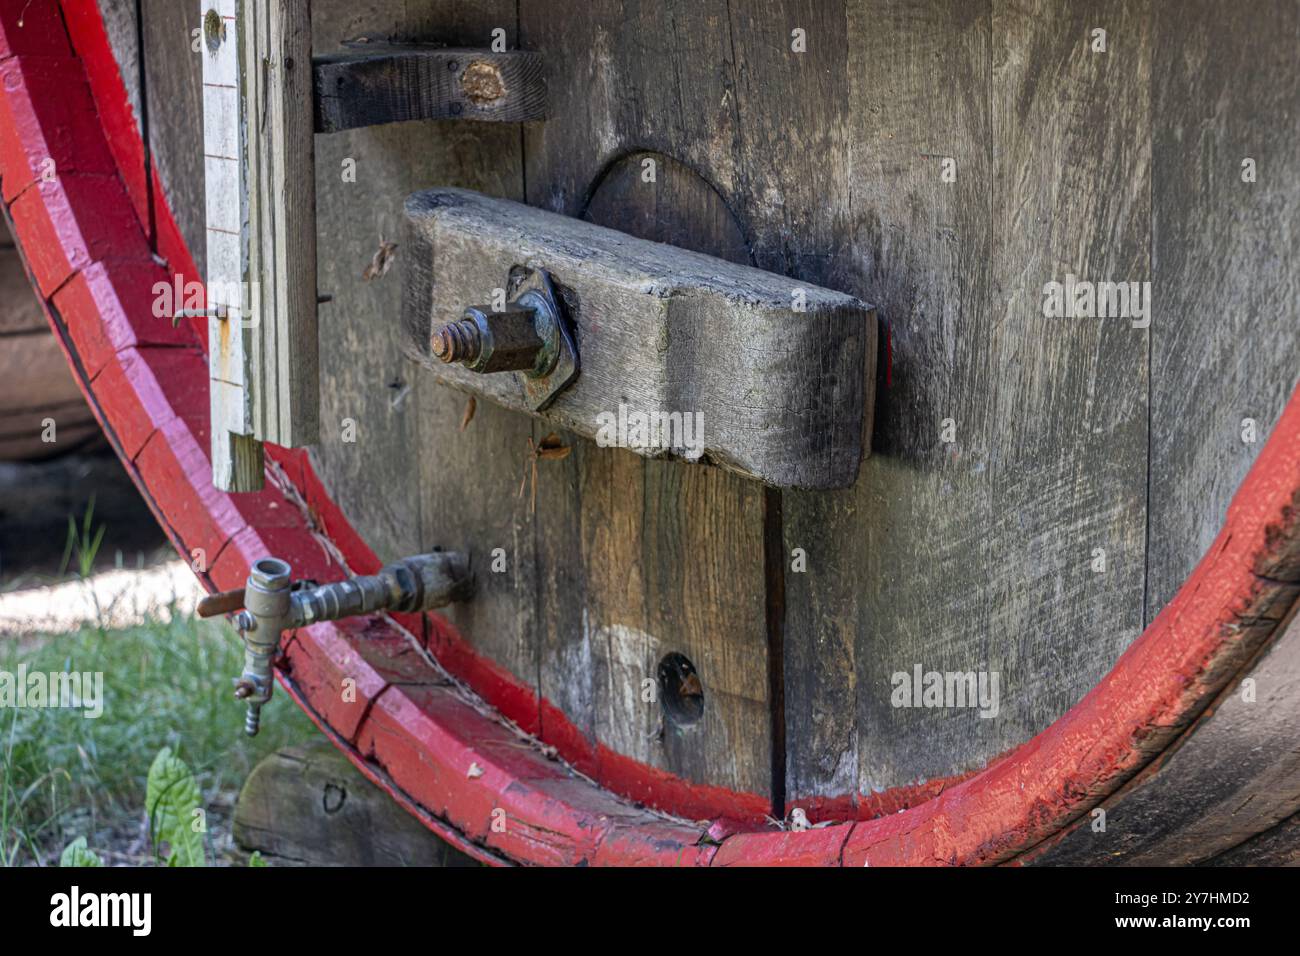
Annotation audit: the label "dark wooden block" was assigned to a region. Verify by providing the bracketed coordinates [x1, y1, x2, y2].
[314, 47, 546, 133]
[403, 188, 875, 491]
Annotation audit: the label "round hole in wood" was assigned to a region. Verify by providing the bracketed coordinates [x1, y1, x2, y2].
[657, 652, 704, 727]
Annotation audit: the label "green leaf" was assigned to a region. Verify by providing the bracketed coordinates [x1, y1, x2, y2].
[145, 747, 206, 867]
[248, 851, 267, 868]
[59, 836, 103, 868]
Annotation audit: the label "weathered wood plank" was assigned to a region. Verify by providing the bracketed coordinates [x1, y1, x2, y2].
[783, 0, 992, 808]
[519, 0, 859, 808]
[571, 156, 766, 792]
[314, 47, 546, 133]
[544, 158, 772, 807]
[199, 0, 319, 491]
[304, 0, 540, 709]
[1145, 0, 1300, 622]
[402, 188, 872, 490]
[982, 0, 1151, 772]
[201, 0, 257, 489]
[143, 0, 204, 269]
[240, 0, 319, 450]
[784, 0, 1151, 806]
[1021, 0, 1300, 864]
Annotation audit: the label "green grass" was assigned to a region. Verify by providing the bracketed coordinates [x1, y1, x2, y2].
[0, 612, 317, 866]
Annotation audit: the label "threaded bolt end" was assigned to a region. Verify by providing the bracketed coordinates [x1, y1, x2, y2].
[431, 318, 483, 365]
[245, 703, 262, 737]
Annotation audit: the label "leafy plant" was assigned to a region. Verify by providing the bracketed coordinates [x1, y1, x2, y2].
[145, 747, 206, 867]
[56, 746, 208, 867]
[3, 613, 313, 867]
[59, 836, 103, 867]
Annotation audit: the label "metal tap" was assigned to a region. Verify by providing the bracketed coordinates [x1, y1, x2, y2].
[200, 552, 472, 736]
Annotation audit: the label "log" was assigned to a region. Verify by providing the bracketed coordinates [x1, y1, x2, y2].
[233, 742, 478, 867]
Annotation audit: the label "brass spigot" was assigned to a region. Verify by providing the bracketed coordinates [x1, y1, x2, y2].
[201, 552, 472, 736]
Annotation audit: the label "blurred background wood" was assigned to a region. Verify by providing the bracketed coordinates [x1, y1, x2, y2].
[0, 224, 102, 461]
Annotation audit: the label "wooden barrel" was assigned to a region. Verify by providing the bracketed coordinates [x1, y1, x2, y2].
[3, 0, 1297, 865]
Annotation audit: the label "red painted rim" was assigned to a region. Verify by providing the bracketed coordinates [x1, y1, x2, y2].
[3, 0, 1297, 865]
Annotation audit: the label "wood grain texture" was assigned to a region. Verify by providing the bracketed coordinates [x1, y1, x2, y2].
[983, 0, 1150, 777]
[314, 47, 546, 133]
[1145, 0, 1300, 623]
[573, 155, 770, 799]
[305, 0, 541, 712]
[240, 0, 320, 449]
[143, 0, 205, 274]
[518, 0, 863, 805]
[535, 156, 772, 806]
[782, 0, 989, 806]
[402, 188, 872, 489]
[784, 0, 1152, 808]
[1017, 0, 1300, 864]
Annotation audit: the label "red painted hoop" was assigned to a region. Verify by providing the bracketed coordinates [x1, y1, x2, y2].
[3, 0, 1296, 865]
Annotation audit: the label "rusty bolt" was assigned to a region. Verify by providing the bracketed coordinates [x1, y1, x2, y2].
[233, 680, 256, 700]
[432, 305, 547, 375]
[431, 317, 484, 365]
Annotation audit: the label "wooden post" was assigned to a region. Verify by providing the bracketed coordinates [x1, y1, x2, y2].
[201, 0, 318, 492]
